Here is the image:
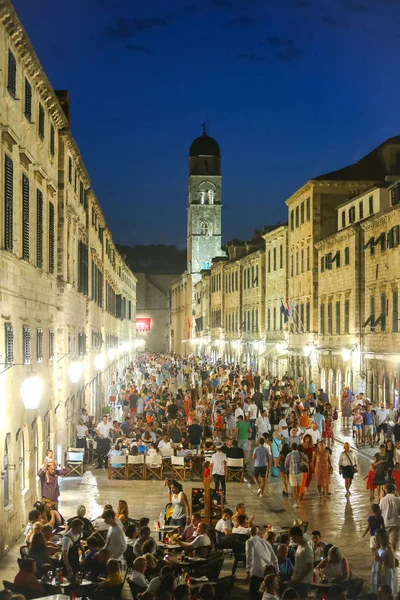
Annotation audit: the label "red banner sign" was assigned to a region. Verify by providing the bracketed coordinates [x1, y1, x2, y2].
[136, 318, 151, 332]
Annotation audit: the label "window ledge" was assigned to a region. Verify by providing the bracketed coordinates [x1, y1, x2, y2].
[4, 503, 13, 512]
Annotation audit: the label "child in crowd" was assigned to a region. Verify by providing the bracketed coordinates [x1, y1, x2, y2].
[40, 449, 56, 483]
[97, 558, 123, 588]
[364, 463, 377, 501]
[203, 461, 211, 488]
[362, 504, 384, 550]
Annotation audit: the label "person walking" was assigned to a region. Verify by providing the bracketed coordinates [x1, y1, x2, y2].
[285, 443, 304, 508]
[252, 438, 270, 497]
[338, 441, 358, 498]
[313, 440, 331, 501]
[379, 483, 400, 551]
[236, 415, 251, 464]
[211, 443, 227, 503]
[248, 399, 258, 440]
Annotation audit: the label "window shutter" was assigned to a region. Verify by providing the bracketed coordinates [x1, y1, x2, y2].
[49, 328, 54, 360]
[24, 79, 32, 120]
[50, 124, 55, 156]
[36, 189, 43, 268]
[38, 104, 45, 140]
[7, 50, 16, 96]
[21, 174, 30, 260]
[23, 326, 31, 364]
[79, 181, 84, 204]
[49, 201, 55, 273]
[68, 157, 72, 183]
[4, 155, 14, 251]
[36, 328, 43, 362]
[4, 323, 14, 365]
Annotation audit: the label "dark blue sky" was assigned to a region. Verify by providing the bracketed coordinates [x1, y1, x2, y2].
[13, 0, 400, 247]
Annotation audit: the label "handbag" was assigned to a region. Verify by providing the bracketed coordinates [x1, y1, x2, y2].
[344, 451, 358, 473]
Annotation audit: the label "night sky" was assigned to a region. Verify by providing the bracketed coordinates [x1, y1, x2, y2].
[13, 0, 400, 248]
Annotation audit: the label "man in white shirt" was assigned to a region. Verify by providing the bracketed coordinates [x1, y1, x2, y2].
[380, 484, 400, 550]
[246, 526, 278, 597]
[211, 443, 227, 503]
[176, 522, 211, 555]
[376, 403, 389, 442]
[147, 565, 176, 594]
[290, 525, 314, 596]
[232, 514, 252, 536]
[235, 403, 244, 421]
[103, 509, 127, 559]
[95, 416, 114, 468]
[62, 519, 84, 577]
[248, 399, 259, 440]
[128, 556, 149, 590]
[256, 410, 271, 439]
[215, 508, 233, 536]
[279, 417, 289, 443]
[304, 422, 321, 445]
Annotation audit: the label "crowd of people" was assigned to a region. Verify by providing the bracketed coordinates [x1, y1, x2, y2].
[6, 353, 400, 600]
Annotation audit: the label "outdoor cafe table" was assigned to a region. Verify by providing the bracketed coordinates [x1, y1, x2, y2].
[42, 576, 95, 591]
[152, 525, 178, 541]
[35, 595, 70, 600]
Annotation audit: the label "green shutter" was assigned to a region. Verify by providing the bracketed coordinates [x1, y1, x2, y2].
[4, 155, 13, 251]
[22, 174, 30, 260]
[36, 189, 43, 267]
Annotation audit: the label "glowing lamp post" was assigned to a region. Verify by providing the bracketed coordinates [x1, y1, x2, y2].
[21, 376, 43, 410]
[94, 354, 105, 371]
[68, 361, 83, 383]
[108, 349, 116, 361]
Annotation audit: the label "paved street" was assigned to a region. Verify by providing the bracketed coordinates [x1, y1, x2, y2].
[0, 419, 390, 597]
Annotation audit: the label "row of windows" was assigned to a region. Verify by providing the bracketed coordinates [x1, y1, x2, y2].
[67, 331, 87, 355]
[243, 264, 259, 290]
[289, 302, 311, 334]
[4, 324, 54, 365]
[225, 271, 239, 293]
[320, 299, 350, 335]
[290, 246, 311, 276]
[363, 292, 399, 333]
[4, 155, 55, 272]
[267, 245, 284, 273]
[266, 304, 286, 332]
[225, 312, 239, 333]
[363, 226, 400, 255]
[290, 197, 311, 231]
[211, 309, 222, 328]
[211, 273, 222, 293]
[7, 50, 56, 157]
[242, 309, 259, 333]
[320, 247, 350, 272]
[106, 282, 117, 317]
[341, 195, 374, 228]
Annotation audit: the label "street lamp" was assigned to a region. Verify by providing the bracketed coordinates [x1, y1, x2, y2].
[304, 345, 312, 357]
[342, 348, 351, 361]
[108, 348, 116, 361]
[21, 376, 43, 410]
[94, 354, 105, 371]
[68, 361, 83, 383]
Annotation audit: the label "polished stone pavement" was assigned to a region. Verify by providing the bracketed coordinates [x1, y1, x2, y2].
[0, 422, 393, 597]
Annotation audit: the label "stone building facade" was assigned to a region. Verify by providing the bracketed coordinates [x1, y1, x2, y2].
[263, 225, 289, 377]
[135, 273, 179, 352]
[0, 0, 136, 556]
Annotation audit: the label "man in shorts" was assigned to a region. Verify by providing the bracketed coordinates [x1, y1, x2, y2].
[252, 438, 270, 497]
[285, 443, 303, 508]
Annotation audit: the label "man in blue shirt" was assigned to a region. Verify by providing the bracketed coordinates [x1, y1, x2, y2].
[313, 407, 325, 435]
[363, 404, 374, 446]
[277, 543, 294, 582]
[252, 438, 270, 497]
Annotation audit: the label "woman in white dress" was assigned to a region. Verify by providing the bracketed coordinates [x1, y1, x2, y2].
[371, 528, 398, 593]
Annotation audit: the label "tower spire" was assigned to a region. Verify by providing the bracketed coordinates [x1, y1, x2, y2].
[201, 121, 207, 135]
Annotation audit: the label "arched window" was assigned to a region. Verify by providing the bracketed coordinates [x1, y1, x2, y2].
[200, 222, 213, 236]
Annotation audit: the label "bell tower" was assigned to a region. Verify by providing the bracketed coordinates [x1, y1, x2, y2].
[187, 125, 223, 291]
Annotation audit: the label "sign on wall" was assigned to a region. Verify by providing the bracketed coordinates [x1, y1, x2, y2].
[136, 318, 151, 332]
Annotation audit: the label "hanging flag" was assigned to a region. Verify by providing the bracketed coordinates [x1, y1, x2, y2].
[280, 301, 289, 323]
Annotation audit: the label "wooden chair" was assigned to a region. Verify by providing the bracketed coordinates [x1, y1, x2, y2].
[230, 533, 248, 574]
[145, 454, 163, 480]
[161, 446, 174, 476]
[65, 448, 85, 477]
[108, 455, 127, 480]
[126, 455, 145, 480]
[226, 458, 244, 482]
[171, 455, 192, 480]
[19, 545, 29, 558]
